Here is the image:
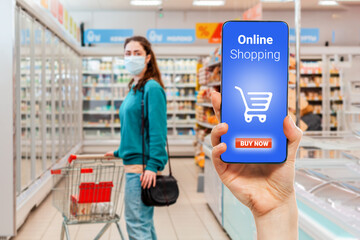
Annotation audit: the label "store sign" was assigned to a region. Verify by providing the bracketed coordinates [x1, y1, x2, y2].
[69, 17, 73, 35]
[147, 29, 195, 44]
[196, 23, 223, 43]
[64, 9, 69, 30]
[243, 3, 262, 20]
[58, 2, 63, 24]
[41, 0, 48, 9]
[289, 28, 319, 43]
[50, 0, 58, 18]
[84, 29, 134, 44]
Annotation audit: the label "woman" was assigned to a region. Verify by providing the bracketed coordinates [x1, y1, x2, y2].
[105, 36, 167, 240]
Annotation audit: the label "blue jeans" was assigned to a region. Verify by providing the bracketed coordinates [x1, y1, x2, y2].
[124, 173, 157, 240]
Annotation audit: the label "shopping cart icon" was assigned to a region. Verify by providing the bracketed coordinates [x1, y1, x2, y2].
[235, 86, 273, 123]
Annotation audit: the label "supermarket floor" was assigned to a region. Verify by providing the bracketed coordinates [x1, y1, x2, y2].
[13, 158, 229, 240]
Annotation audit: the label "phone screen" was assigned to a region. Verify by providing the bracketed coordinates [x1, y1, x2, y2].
[221, 21, 289, 164]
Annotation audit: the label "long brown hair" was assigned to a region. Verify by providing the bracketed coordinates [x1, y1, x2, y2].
[124, 36, 164, 92]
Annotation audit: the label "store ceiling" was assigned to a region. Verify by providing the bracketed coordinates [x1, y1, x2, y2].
[62, 0, 360, 11]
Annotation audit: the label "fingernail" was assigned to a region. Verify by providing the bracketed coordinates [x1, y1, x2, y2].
[219, 122, 227, 128]
[288, 116, 296, 129]
[217, 142, 225, 149]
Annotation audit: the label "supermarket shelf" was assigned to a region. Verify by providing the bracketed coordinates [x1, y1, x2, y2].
[113, 70, 128, 74]
[83, 124, 115, 128]
[196, 120, 216, 129]
[83, 84, 113, 88]
[167, 97, 196, 101]
[167, 110, 196, 114]
[207, 61, 221, 68]
[83, 71, 112, 75]
[207, 81, 221, 87]
[166, 83, 196, 88]
[174, 71, 197, 74]
[83, 98, 113, 101]
[113, 83, 129, 87]
[114, 98, 126, 101]
[168, 123, 195, 128]
[83, 110, 117, 114]
[301, 72, 322, 75]
[197, 102, 213, 108]
[300, 84, 322, 88]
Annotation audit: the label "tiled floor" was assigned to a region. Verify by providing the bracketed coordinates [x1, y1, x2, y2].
[14, 158, 229, 240]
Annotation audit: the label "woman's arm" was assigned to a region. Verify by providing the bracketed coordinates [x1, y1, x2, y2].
[145, 83, 168, 173]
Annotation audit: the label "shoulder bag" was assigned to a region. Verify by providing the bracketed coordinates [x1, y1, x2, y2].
[140, 88, 179, 207]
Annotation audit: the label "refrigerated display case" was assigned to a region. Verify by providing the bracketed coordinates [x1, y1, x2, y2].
[81, 56, 197, 155]
[14, 6, 82, 230]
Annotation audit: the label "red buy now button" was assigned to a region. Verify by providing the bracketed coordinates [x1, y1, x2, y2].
[235, 138, 272, 148]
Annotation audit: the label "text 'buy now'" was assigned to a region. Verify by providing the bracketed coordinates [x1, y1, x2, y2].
[235, 138, 272, 148]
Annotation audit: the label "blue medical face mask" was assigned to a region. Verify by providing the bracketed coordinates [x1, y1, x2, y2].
[124, 56, 146, 76]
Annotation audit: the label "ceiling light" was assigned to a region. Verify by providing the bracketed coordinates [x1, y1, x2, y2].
[318, 0, 339, 5]
[130, 0, 162, 6]
[193, 0, 225, 6]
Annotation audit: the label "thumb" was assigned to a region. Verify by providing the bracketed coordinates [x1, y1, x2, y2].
[283, 115, 302, 162]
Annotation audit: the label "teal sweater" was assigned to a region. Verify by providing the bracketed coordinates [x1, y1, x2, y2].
[114, 80, 168, 173]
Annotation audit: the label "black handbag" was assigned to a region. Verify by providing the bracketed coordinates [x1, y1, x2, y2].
[140, 88, 179, 207]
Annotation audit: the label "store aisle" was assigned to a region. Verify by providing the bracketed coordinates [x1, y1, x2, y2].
[13, 158, 229, 240]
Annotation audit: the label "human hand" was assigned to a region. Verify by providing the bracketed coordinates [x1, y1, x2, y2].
[104, 151, 114, 157]
[140, 170, 157, 189]
[211, 91, 302, 239]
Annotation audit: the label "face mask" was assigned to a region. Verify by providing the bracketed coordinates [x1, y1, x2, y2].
[124, 56, 146, 76]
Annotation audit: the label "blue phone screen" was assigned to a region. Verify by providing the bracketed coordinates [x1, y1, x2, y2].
[221, 21, 288, 163]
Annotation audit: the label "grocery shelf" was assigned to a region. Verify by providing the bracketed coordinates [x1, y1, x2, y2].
[167, 96, 197, 101]
[83, 84, 112, 87]
[196, 120, 216, 129]
[83, 71, 112, 75]
[167, 110, 196, 114]
[82, 57, 198, 144]
[207, 82, 221, 87]
[174, 71, 197, 74]
[207, 61, 221, 68]
[168, 123, 195, 128]
[83, 110, 117, 114]
[83, 124, 114, 128]
[197, 102, 213, 108]
[166, 83, 196, 88]
[83, 98, 113, 101]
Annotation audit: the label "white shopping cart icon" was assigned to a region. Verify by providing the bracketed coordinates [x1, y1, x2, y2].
[235, 86, 273, 123]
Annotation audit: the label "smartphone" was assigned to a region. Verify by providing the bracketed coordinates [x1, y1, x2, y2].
[220, 21, 289, 164]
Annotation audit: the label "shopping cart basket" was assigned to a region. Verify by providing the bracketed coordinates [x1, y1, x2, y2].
[235, 86, 273, 123]
[51, 154, 125, 240]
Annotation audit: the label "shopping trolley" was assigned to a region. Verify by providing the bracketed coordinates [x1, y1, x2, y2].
[51, 154, 125, 240]
[235, 86, 273, 123]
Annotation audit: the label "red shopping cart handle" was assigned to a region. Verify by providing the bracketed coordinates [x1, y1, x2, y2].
[68, 154, 118, 164]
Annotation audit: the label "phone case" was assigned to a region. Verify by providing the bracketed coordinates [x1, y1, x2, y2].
[220, 21, 289, 164]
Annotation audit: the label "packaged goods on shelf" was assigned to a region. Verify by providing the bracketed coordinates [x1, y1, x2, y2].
[301, 60, 322, 74]
[157, 59, 174, 73]
[300, 76, 322, 87]
[162, 74, 172, 86]
[114, 74, 131, 84]
[289, 54, 296, 69]
[83, 58, 113, 72]
[330, 76, 340, 86]
[197, 88, 212, 103]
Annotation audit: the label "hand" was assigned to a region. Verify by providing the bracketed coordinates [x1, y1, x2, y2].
[104, 151, 114, 157]
[140, 170, 157, 189]
[211, 91, 302, 240]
